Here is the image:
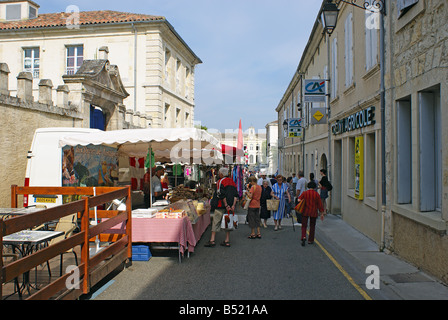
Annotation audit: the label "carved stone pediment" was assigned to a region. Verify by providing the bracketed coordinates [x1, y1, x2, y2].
[63, 59, 129, 99]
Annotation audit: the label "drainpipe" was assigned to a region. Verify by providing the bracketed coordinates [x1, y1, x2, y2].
[131, 23, 138, 113]
[380, 8, 386, 252]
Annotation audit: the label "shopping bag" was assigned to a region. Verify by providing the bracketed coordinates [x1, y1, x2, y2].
[295, 199, 305, 214]
[266, 199, 280, 211]
[221, 211, 238, 230]
[243, 196, 251, 210]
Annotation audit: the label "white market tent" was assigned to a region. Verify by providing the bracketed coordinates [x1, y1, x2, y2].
[59, 127, 222, 160]
[59, 127, 223, 205]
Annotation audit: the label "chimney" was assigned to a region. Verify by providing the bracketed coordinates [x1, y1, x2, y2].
[99, 46, 109, 60]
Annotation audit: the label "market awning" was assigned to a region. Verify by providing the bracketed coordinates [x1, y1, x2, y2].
[221, 144, 243, 164]
[59, 128, 223, 164]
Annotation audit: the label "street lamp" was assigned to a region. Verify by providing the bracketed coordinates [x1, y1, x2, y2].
[321, 0, 339, 35]
[282, 119, 288, 133]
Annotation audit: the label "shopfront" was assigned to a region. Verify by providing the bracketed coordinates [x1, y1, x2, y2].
[331, 104, 383, 243]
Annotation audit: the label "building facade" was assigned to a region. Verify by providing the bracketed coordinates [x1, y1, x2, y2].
[385, 0, 448, 283]
[213, 126, 267, 168]
[0, 0, 202, 129]
[265, 120, 278, 176]
[277, 0, 448, 283]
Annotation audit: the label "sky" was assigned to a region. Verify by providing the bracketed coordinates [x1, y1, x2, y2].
[41, 0, 323, 133]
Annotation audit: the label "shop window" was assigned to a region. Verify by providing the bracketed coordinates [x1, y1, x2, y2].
[365, 132, 376, 198]
[348, 137, 355, 190]
[419, 87, 441, 212]
[397, 98, 412, 204]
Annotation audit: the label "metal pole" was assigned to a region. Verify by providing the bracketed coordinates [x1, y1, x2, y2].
[380, 6, 387, 250]
[326, 31, 332, 213]
[149, 145, 153, 207]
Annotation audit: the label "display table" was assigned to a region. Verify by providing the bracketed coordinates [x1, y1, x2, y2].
[105, 211, 210, 263]
[132, 216, 196, 256]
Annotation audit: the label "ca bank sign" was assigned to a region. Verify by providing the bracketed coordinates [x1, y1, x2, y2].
[304, 79, 326, 103]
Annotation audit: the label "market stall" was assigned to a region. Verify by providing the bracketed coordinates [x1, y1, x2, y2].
[59, 128, 221, 259]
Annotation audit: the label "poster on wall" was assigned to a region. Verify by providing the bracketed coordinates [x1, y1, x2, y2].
[355, 136, 364, 200]
[62, 145, 118, 188]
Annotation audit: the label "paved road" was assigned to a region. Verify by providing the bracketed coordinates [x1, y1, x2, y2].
[92, 211, 366, 301]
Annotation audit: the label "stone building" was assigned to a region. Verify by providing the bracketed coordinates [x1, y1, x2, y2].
[213, 126, 267, 168]
[265, 120, 278, 176]
[0, 0, 202, 128]
[276, 0, 448, 284]
[385, 0, 448, 283]
[0, 54, 146, 206]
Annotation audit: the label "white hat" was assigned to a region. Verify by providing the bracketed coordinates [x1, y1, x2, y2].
[219, 167, 229, 176]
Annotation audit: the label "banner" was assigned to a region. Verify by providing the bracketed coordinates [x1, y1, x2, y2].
[355, 136, 364, 200]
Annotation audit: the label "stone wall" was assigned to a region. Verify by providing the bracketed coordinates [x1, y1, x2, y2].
[386, 0, 448, 284]
[0, 62, 148, 207]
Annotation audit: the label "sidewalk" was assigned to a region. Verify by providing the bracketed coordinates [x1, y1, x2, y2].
[298, 213, 448, 300]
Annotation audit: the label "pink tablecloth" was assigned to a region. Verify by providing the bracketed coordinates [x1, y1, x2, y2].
[105, 212, 210, 256]
[192, 212, 211, 242]
[132, 216, 195, 255]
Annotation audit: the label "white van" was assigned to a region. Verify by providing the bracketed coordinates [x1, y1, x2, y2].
[24, 127, 100, 207]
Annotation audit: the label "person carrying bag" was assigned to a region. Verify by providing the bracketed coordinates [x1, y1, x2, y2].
[205, 167, 239, 248]
[298, 181, 324, 246]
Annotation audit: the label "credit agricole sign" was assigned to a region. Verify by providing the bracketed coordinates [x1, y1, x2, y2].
[331, 106, 376, 135]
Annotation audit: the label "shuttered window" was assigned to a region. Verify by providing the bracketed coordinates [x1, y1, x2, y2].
[344, 12, 354, 87]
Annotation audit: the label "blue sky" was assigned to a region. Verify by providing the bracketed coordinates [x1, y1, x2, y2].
[40, 0, 323, 133]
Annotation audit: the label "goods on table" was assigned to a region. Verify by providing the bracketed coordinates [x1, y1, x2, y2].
[132, 208, 158, 219]
[169, 200, 198, 223]
[167, 185, 213, 203]
[155, 209, 185, 219]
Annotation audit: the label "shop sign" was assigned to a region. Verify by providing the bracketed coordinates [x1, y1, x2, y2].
[304, 79, 326, 102]
[287, 118, 302, 138]
[355, 136, 364, 200]
[332, 107, 376, 135]
[311, 108, 327, 125]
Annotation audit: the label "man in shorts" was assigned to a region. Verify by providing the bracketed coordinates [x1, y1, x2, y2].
[205, 167, 238, 248]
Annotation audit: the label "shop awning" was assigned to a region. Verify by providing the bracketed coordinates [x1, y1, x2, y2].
[59, 127, 223, 164]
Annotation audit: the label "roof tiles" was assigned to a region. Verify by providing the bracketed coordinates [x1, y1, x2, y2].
[0, 10, 165, 30]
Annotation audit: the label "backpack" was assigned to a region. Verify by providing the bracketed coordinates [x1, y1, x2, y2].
[326, 181, 333, 191]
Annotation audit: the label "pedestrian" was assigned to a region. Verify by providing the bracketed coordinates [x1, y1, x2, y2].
[292, 173, 298, 193]
[269, 175, 277, 187]
[295, 171, 308, 224]
[257, 172, 272, 187]
[260, 179, 272, 228]
[270, 175, 291, 231]
[285, 177, 295, 218]
[295, 171, 308, 199]
[298, 181, 325, 246]
[246, 176, 262, 239]
[319, 169, 330, 214]
[205, 167, 239, 248]
[143, 166, 169, 207]
[309, 172, 319, 191]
